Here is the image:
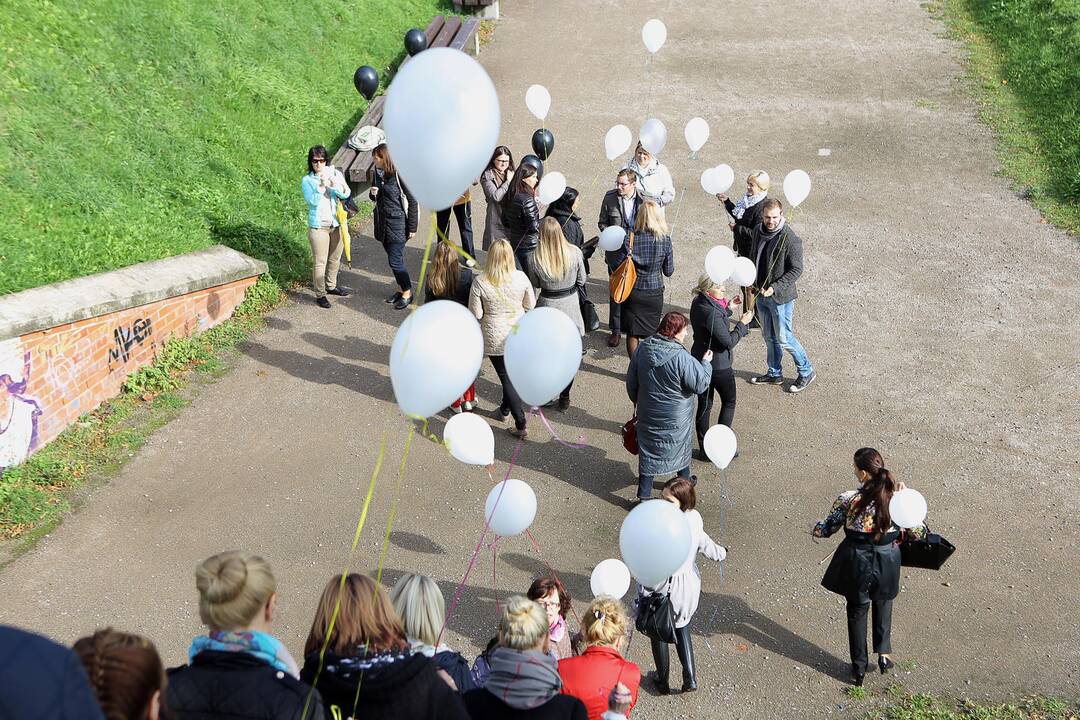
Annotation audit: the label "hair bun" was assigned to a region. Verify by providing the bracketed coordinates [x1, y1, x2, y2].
[197, 554, 248, 604]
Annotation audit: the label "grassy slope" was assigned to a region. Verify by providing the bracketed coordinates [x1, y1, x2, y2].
[0, 0, 447, 295]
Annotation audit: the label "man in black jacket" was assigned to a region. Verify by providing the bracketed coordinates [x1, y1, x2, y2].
[598, 169, 641, 347]
[739, 199, 816, 393]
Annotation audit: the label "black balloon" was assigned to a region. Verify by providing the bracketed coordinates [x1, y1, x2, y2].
[404, 28, 427, 56]
[531, 129, 555, 161]
[353, 65, 379, 101]
[521, 154, 544, 177]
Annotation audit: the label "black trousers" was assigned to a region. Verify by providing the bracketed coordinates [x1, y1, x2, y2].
[607, 263, 622, 334]
[695, 366, 736, 445]
[650, 624, 696, 686]
[436, 202, 475, 259]
[489, 355, 526, 430]
[846, 597, 893, 671]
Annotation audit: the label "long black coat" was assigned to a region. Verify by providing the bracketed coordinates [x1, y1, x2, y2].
[821, 531, 902, 603]
[371, 168, 418, 246]
[689, 293, 747, 371]
[503, 190, 540, 254]
[725, 198, 764, 257]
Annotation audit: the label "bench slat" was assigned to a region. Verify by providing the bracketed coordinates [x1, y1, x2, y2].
[451, 18, 481, 53]
[430, 16, 462, 48]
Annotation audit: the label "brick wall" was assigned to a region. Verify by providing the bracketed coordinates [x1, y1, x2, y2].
[0, 276, 257, 472]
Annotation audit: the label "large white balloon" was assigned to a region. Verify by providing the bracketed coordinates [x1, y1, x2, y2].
[590, 559, 632, 599]
[537, 171, 567, 205]
[504, 308, 582, 407]
[599, 225, 627, 252]
[484, 479, 537, 536]
[730, 257, 756, 287]
[700, 168, 720, 195]
[525, 84, 551, 121]
[713, 164, 735, 194]
[684, 117, 709, 153]
[705, 245, 735, 284]
[703, 424, 737, 470]
[390, 300, 483, 418]
[783, 169, 811, 207]
[889, 489, 928, 529]
[642, 19, 667, 54]
[444, 413, 494, 466]
[605, 125, 633, 161]
[384, 48, 500, 210]
[639, 118, 668, 155]
[619, 500, 692, 587]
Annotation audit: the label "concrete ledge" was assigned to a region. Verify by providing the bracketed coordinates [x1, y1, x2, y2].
[0, 245, 268, 340]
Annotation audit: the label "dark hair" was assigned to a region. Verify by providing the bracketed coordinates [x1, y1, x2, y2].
[657, 311, 689, 340]
[661, 477, 696, 511]
[74, 628, 164, 720]
[616, 168, 637, 184]
[487, 145, 516, 173]
[526, 573, 571, 619]
[761, 197, 784, 214]
[372, 143, 396, 177]
[502, 163, 538, 213]
[853, 447, 895, 538]
[547, 187, 579, 215]
[307, 145, 329, 174]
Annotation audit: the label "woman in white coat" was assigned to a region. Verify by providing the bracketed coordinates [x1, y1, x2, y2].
[641, 477, 725, 694]
[623, 142, 675, 214]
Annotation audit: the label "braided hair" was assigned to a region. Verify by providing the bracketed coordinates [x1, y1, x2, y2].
[73, 628, 164, 720]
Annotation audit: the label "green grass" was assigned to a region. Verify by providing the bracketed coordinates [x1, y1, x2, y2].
[926, 0, 1080, 235]
[0, 276, 283, 546]
[867, 693, 1077, 720]
[0, 0, 450, 295]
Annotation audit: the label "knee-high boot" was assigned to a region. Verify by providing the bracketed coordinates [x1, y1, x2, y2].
[675, 624, 697, 692]
[649, 637, 671, 694]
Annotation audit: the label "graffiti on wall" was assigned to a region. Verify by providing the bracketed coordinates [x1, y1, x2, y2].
[0, 338, 42, 473]
[107, 318, 153, 369]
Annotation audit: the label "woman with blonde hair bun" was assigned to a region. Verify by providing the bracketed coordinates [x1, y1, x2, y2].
[390, 573, 475, 692]
[166, 550, 325, 719]
[558, 598, 641, 719]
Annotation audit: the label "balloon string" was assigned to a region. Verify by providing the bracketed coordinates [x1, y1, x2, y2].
[375, 424, 415, 586]
[437, 433, 527, 646]
[667, 187, 687, 239]
[532, 407, 587, 448]
[300, 433, 388, 720]
[491, 535, 502, 616]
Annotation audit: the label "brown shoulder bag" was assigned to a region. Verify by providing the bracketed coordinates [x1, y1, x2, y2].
[609, 231, 637, 304]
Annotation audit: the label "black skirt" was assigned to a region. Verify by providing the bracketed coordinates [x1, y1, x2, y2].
[622, 287, 665, 337]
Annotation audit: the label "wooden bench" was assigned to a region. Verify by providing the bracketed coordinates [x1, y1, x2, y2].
[332, 15, 482, 187]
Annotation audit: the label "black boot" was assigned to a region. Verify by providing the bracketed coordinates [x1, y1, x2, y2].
[650, 637, 671, 694]
[675, 625, 697, 692]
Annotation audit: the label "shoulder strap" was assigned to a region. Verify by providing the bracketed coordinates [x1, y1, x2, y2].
[627, 231, 635, 257]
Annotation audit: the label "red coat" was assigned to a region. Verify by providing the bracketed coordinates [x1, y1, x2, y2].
[558, 645, 640, 720]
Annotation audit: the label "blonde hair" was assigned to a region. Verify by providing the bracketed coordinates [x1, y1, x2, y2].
[581, 597, 629, 648]
[195, 551, 276, 631]
[498, 595, 548, 651]
[389, 573, 444, 647]
[533, 217, 572, 281]
[693, 273, 721, 297]
[427, 241, 461, 299]
[634, 201, 668, 236]
[748, 171, 770, 192]
[483, 239, 516, 288]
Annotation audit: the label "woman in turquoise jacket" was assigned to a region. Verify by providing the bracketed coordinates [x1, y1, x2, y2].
[302, 145, 351, 308]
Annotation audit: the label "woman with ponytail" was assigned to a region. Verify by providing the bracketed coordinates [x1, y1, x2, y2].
[813, 448, 926, 686]
[558, 597, 640, 720]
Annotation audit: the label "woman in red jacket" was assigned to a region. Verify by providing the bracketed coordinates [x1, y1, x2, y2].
[558, 597, 640, 720]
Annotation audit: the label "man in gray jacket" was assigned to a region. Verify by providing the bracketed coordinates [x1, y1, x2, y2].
[737, 199, 816, 393]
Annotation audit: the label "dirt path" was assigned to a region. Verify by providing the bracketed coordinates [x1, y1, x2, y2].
[1, 1, 1077, 716]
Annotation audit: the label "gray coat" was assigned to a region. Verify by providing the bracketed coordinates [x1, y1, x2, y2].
[626, 335, 712, 476]
[480, 168, 512, 250]
[527, 246, 587, 336]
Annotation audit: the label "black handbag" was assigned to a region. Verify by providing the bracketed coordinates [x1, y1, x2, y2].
[578, 285, 601, 333]
[899, 527, 955, 570]
[635, 589, 676, 643]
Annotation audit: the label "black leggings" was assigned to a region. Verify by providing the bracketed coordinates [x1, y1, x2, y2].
[489, 355, 526, 430]
[695, 365, 736, 446]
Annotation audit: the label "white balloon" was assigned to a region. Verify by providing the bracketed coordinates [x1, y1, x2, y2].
[700, 168, 720, 195]
[705, 245, 735, 284]
[703, 424, 737, 470]
[599, 225, 627, 252]
[590, 559, 632, 599]
[484, 479, 537, 536]
[619, 500, 692, 587]
[390, 300, 484, 418]
[605, 125, 633, 161]
[504, 307, 582, 407]
[730, 257, 756, 287]
[684, 117, 709, 152]
[713, 164, 735, 194]
[537, 171, 567, 205]
[444, 413, 494, 466]
[889, 489, 928, 529]
[642, 18, 667, 54]
[639, 118, 667, 155]
[525, 84, 551, 121]
[384, 48, 500, 210]
[783, 169, 811, 207]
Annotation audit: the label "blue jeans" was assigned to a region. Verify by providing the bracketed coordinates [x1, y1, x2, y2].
[756, 295, 813, 378]
[638, 465, 690, 500]
[383, 241, 411, 292]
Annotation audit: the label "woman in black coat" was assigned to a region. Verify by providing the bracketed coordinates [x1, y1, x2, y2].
[371, 143, 419, 310]
[689, 275, 754, 459]
[501, 163, 541, 270]
[544, 186, 592, 275]
[720, 171, 769, 324]
[813, 448, 926, 686]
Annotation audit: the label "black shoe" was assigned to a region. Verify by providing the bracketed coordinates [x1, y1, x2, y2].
[316, 296, 331, 309]
[327, 287, 351, 297]
[392, 294, 414, 310]
[851, 665, 865, 686]
[651, 673, 671, 695]
[748, 317, 760, 329]
[789, 370, 816, 393]
[694, 448, 708, 462]
[607, 332, 622, 348]
[385, 291, 402, 304]
[878, 656, 894, 675]
[750, 373, 783, 385]
[688, 474, 698, 487]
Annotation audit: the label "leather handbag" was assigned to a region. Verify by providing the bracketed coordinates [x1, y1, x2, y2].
[578, 285, 600, 333]
[635, 588, 676, 643]
[899, 527, 955, 570]
[621, 415, 639, 455]
[609, 232, 637, 304]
